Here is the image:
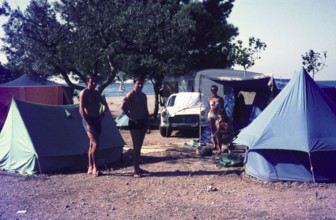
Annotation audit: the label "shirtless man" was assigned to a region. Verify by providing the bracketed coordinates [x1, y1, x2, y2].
[121, 76, 150, 178]
[207, 85, 225, 151]
[79, 74, 107, 176]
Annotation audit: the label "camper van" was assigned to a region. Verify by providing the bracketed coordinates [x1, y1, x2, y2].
[161, 69, 272, 131]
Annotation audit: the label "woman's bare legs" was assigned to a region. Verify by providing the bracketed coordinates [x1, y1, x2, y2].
[208, 118, 218, 150]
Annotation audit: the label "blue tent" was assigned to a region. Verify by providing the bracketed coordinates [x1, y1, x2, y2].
[274, 77, 336, 101]
[235, 68, 336, 182]
[115, 111, 129, 130]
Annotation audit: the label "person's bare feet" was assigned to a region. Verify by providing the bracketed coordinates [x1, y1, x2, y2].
[87, 167, 93, 174]
[92, 170, 102, 177]
[133, 173, 141, 178]
[133, 168, 150, 178]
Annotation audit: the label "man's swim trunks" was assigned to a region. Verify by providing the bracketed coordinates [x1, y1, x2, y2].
[128, 118, 148, 130]
[83, 116, 102, 135]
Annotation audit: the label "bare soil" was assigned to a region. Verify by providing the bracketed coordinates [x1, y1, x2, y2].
[1, 96, 336, 219]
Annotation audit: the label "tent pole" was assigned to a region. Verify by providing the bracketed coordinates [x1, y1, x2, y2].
[36, 155, 42, 174]
[308, 153, 316, 183]
[198, 74, 203, 145]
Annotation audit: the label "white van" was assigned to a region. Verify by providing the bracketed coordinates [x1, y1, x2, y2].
[159, 92, 208, 137]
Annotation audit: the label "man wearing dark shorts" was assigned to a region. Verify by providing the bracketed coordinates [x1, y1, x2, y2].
[121, 76, 150, 178]
[79, 74, 107, 176]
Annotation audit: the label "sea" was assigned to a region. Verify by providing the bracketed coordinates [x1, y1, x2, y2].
[102, 81, 154, 97]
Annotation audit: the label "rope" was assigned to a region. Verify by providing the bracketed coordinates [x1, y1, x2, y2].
[36, 155, 43, 175]
[198, 73, 203, 143]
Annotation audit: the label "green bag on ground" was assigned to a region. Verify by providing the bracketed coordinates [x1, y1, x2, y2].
[217, 152, 244, 167]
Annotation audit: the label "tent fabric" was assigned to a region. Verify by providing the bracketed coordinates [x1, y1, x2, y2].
[274, 78, 336, 102]
[201, 125, 212, 144]
[205, 74, 272, 131]
[223, 88, 235, 120]
[206, 76, 271, 91]
[1, 74, 67, 86]
[0, 86, 63, 105]
[199, 71, 272, 146]
[115, 111, 129, 129]
[0, 99, 125, 174]
[0, 86, 63, 130]
[0, 74, 75, 130]
[235, 67, 336, 182]
[194, 69, 269, 110]
[0, 74, 74, 104]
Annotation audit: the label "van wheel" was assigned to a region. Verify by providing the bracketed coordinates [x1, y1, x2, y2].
[159, 126, 172, 137]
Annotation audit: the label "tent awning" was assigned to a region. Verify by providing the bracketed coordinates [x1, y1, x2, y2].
[206, 76, 271, 91]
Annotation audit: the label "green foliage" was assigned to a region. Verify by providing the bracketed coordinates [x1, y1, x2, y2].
[227, 37, 267, 75]
[0, 64, 20, 83]
[1, 0, 80, 86]
[184, 0, 238, 70]
[1, 0, 238, 92]
[301, 49, 327, 79]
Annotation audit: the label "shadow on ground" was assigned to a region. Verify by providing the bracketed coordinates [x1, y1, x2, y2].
[108, 147, 244, 177]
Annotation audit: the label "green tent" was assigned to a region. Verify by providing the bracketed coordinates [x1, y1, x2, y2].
[0, 99, 125, 175]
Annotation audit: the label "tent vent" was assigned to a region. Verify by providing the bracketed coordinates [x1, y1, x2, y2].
[65, 109, 71, 118]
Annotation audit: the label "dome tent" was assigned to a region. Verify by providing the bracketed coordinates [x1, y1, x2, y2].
[235, 68, 336, 182]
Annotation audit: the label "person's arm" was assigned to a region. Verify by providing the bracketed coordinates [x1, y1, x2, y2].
[121, 91, 134, 121]
[79, 90, 88, 121]
[220, 97, 225, 115]
[144, 94, 150, 119]
[120, 97, 129, 117]
[144, 95, 151, 134]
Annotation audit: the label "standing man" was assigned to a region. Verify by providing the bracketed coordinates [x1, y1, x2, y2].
[121, 76, 150, 178]
[79, 74, 108, 176]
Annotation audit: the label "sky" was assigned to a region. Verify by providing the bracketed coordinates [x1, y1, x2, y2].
[227, 0, 336, 80]
[1, 0, 336, 80]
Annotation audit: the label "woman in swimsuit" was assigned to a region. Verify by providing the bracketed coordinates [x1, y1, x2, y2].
[207, 85, 225, 151]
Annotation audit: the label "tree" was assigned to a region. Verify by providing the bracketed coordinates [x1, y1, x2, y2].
[1, 0, 195, 92]
[226, 37, 267, 77]
[1, 0, 238, 94]
[301, 49, 327, 80]
[183, 0, 238, 70]
[1, 0, 85, 89]
[0, 64, 20, 84]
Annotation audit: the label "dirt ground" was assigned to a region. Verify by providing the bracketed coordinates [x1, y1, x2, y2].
[1, 96, 336, 219]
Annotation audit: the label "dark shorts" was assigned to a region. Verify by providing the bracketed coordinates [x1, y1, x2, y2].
[128, 118, 148, 130]
[83, 116, 102, 135]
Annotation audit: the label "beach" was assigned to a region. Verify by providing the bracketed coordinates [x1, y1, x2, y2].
[1, 95, 336, 219]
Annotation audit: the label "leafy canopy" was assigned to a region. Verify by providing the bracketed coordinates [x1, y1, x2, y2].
[1, 0, 238, 92]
